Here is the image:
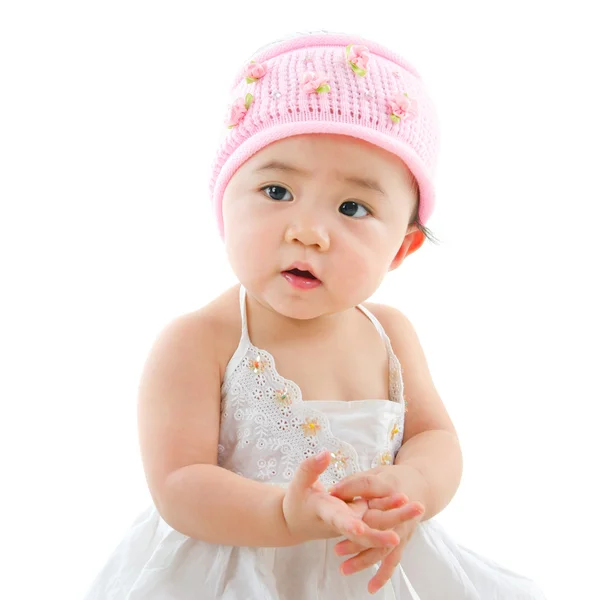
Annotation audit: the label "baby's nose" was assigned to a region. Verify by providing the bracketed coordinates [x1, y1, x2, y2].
[284, 220, 330, 251]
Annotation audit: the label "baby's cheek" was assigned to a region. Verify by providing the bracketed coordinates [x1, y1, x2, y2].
[341, 251, 381, 290]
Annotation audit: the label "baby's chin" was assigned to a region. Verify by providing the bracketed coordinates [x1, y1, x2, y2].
[263, 292, 333, 322]
[264, 290, 363, 324]
[273, 304, 333, 322]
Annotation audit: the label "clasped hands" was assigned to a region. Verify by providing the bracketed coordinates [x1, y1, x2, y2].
[282, 451, 426, 594]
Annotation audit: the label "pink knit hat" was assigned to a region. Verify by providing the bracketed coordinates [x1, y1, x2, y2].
[210, 32, 440, 237]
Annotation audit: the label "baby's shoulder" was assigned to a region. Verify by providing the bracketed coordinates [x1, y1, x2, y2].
[362, 302, 413, 335]
[154, 285, 242, 375]
[361, 302, 420, 356]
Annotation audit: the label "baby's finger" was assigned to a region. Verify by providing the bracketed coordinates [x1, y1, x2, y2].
[340, 546, 392, 576]
[317, 501, 400, 548]
[367, 493, 409, 511]
[289, 451, 330, 493]
[368, 546, 403, 594]
[324, 510, 399, 548]
[330, 474, 395, 501]
[346, 524, 399, 550]
[364, 502, 425, 530]
[334, 539, 362, 556]
[316, 500, 366, 538]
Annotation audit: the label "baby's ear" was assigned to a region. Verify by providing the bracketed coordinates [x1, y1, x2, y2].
[389, 228, 426, 271]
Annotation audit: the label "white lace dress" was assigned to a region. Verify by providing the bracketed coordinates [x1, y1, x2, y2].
[84, 287, 545, 599]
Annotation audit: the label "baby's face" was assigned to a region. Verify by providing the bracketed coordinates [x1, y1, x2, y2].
[222, 134, 420, 320]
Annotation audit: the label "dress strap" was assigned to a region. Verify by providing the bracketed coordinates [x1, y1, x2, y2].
[357, 304, 388, 341]
[221, 286, 252, 387]
[357, 304, 405, 403]
[238, 285, 250, 342]
[356, 303, 395, 357]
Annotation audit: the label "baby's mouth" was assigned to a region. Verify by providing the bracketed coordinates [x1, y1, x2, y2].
[284, 268, 318, 280]
[281, 267, 322, 289]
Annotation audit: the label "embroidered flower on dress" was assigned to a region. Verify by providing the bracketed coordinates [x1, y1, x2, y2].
[276, 419, 290, 431]
[275, 388, 292, 406]
[331, 449, 349, 471]
[301, 417, 321, 436]
[346, 44, 370, 77]
[388, 92, 418, 124]
[248, 354, 265, 374]
[227, 93, 254, 128]
[302, 72, 331, 94]
[244, 61, 267, 83]
[390, 421, 401, 441]
[380, 451, 393, 465]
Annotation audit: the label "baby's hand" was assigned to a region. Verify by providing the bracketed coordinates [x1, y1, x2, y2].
[282, 451, 400, 550]
[329, 467, 425, 594]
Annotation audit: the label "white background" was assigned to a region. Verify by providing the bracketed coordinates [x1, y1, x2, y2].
[1, 1, 598, 598]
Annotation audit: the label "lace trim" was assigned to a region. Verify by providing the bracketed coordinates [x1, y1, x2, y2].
[223, 343, 362, 487]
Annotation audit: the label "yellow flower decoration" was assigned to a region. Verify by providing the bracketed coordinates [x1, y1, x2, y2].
[301, 418, 321, 437]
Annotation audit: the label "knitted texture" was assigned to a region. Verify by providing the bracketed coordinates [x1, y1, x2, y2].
[210, 32, 440, 237]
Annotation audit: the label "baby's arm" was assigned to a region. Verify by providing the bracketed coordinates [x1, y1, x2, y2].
[137, 313, 398, 549]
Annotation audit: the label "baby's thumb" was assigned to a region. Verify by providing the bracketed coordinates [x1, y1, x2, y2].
[292, 450, 330, 490]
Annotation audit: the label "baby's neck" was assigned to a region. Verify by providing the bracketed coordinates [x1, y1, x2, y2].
[245, 293, 353, 345]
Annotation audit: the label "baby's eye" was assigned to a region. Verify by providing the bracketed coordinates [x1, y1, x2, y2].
[262, 185, 293, 201]
[339, 201, 370, 218]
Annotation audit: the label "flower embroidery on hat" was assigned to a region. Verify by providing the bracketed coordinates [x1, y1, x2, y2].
[302, 71, 331, 94]
[243, 61, 267, 83]
[388, 91, 418, 124]
[227, 93, 254, 129]
[346, 44, 370, 77]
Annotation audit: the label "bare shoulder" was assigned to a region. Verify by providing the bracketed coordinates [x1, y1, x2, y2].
[174, 284, 244, 375]
[362, 302, 415, 347]
[362, 302, 423, 369]
[137, 285, 242, 510]
[363, 301, 458, 440]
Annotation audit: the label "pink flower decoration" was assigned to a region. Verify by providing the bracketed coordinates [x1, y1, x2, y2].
[227, 93, 254, 128]
[388, 92, 418, 124]
[244, 61, 267, 83]
[302, 71, 331, 94]
[346, 44, 370, 76]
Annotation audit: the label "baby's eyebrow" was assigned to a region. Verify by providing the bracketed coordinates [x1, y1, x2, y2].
[255, 161, 307, 176]
[343, 175, 386, 196]
[254, 161, 387, 196]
